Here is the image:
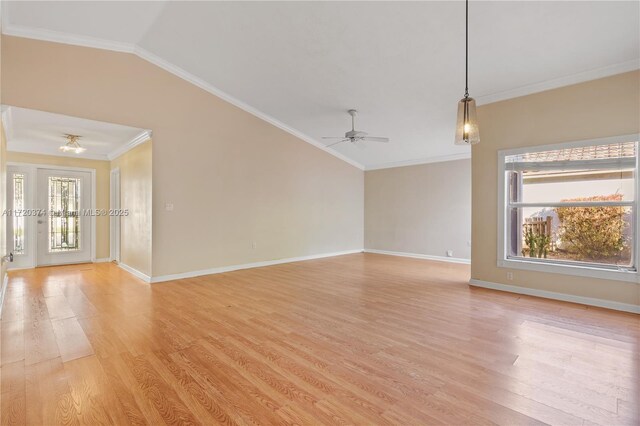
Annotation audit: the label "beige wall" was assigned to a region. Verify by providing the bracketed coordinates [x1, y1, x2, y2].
[5, 151, 111, 260]
[110, 141, 152, 276]
[1, 36, 364, 278]
[365, 159, 471, 260]
[473, 71, 640, 306]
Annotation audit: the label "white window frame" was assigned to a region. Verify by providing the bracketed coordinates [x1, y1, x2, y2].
[497, 134, 640, 283]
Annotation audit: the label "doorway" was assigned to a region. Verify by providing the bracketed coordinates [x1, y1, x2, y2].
[2, 105, 152, 275]
[7, 164, 95, 268]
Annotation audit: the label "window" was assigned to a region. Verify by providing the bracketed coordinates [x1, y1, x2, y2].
[498, 136, 639, 282]
[48, 176, 82, 252]
[12, 173, 25, 255]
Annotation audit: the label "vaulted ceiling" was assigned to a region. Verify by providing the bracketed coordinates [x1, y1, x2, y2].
[3, 1, 639, 169]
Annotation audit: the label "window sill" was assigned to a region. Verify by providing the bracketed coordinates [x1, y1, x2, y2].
[497, 258, 639, 283]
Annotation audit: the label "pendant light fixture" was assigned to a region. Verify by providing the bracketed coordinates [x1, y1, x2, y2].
[455, 0, 480, 145]
[59, 134, 86, 154]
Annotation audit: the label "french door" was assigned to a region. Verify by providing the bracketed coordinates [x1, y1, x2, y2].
[7, 166, 93, 268]
[36, 169, 92, 266]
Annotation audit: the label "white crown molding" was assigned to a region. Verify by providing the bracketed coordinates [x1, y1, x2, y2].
[6, 146, 110, 161]
[3, 105, 148, 162]
[133, 46, 365, 170]
[4, 108, 106, 160]
[107, 129, 152, 160]
[3, 22, 638, 171]
[150, 249, 363, 283]
[0, 22, 364, 170]
[469, 278, 639, 314]
[364, 249, 470, 265]
[2, 23, 135, 53]
[365, 152, 471, 171]
[476, 59, 640, 106]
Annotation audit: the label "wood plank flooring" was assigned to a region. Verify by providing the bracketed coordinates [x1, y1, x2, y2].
[0, 253, 638, 425]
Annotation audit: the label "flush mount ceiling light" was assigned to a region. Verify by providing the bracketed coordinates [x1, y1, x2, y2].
[59, 133, 86, 154]
[455, 0, 480, 145]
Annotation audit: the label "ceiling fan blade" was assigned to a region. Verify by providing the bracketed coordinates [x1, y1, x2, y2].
[325, 139, 349, 148]
[322, 136, 347, 139]
[362, 136, 389, 143]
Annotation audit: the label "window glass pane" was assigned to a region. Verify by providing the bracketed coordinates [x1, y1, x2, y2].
[515, 205, 633, 267]
[506, 141, 636, 204]
[13, 173, 25, 255]
[506, 141, 636, 163]
[504, 140, 637, 270]
[48, 176, 81, 253]
[520, 169, 635, 203]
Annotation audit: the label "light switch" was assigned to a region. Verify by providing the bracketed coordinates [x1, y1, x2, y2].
[165, 203, 174, 211]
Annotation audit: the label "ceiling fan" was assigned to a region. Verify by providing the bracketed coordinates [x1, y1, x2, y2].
[322, 109, 389, 148]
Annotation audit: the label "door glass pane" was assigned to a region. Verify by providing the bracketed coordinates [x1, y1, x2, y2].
[13, 173, 25, 255]
[48, 176, 81, 252]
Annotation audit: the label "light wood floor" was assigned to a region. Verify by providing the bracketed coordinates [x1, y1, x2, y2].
[0, 254, 638, 425]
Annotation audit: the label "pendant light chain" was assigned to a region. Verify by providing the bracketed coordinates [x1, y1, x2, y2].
[465, 0, 469, 99]
[454, 0, 479, 145]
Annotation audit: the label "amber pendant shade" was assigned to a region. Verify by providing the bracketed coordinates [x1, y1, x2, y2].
[454, 96, 480, 145]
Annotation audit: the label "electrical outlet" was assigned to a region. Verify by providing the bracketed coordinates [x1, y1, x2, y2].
[446, 250, 453, 257]
[506, 272, 514, 281]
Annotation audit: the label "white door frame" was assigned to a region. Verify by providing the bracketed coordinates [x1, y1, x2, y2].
[7, 162, 97, 268]
[110, 168, 120, 263]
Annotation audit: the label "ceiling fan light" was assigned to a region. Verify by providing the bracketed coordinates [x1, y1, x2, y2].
[454, 96, 479, 145]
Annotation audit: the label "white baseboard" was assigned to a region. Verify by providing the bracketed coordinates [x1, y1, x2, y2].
[364, 249, 471, 265]
[118, 262, 152, 283]
[469, 278, 640, 314]
[0, 273, 9, 319]
[7, 265, 34, 271]
[8, 258, 112, 271]
[150, 249, 364, 283]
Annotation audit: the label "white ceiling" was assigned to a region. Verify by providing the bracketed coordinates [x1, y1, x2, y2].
[2, 106, 150, 161]
[3, 1, 639, 169]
